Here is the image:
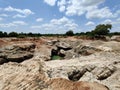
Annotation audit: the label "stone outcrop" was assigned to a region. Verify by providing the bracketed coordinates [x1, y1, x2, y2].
[45, 51, 120, 90]
[0, 42, 36, 64]
[74, 45, 101, 56]
[0, 59, 48, 90]
[0, 37, 120, 90]
[56, 41, 72, 50]
[111, 36, 120, 42]
[0, 59, 109, 90]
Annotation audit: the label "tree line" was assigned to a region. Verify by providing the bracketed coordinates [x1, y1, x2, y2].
[0, 24, 120, 38]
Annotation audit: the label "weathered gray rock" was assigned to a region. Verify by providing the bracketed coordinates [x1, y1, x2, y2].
[0, 42, 36, 64]
[60, 50, 78, 59]
[92, 65, 116, 80]
[56, 41, 72, 50]
[75, 45, 101, 56]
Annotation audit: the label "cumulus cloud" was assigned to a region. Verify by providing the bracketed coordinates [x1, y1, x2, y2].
[31, 17, 78, 33]
[57, 0, 66, 12]
[100, 18, 120, 32]
[85, 21, 95, 26]
[102, 19, 112, 24]
[12, 21, 27, 25]
[59, 6, 65, 12]
[36, 18, 43, 22]
[4, 6, 34, 17]
[0, 21, 27, 28]
[44, 0, 57, 6]
[44, 0, 114, 19]
[0, 23, 16, 27]
[81, 0, 105, 6]
[13, 14, 26, 18]
[86, 7, 113, 19]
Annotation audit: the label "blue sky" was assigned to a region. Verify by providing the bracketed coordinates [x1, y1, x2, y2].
[0, 0, 120, 34]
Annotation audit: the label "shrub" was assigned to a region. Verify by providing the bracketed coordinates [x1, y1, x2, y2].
[65, 30, 74, 36]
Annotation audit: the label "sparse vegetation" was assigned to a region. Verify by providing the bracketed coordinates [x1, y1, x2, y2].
[92, 24, 112, 36]
[0, 24, 119, 39]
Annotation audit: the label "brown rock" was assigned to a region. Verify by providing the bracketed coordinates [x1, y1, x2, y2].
[47, 78, 109, 90]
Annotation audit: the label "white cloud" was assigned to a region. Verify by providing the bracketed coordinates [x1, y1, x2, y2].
[4, 6, 34, 16]
[0, 21, 27, 28]
[0, 23, 16, 27]
[59, 6, 65, 12]
[44, 0, 57, 6]
[57, 0, 66, 12]
[12, 21, 27, 25]
[36, 18, 43, 22]
[13, 14, 26, 18]
[0, 14, 8, 17]
[31, 17, 78, 33]
[86, 7, 113, 19]
[45, 0, 114, 19]
[81, 0, 105, 6]
[102, 19, 112, 24]
[85, 21, 95, 26]
[100, 18, 120, 32]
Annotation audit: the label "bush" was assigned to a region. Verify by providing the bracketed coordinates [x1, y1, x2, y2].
[65, 30, 74, 36]
[9, 32, 18, 37]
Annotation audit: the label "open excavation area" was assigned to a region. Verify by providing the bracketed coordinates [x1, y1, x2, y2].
[0, 36, 120, 90]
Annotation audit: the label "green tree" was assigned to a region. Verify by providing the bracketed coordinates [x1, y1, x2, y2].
[9, 32, 18, 37]
[92, 24, 112, 36]
[3, 32, 8, 37]
[0, 31, 8, 37]
[0, 31, 4, 37]
[65, 30, 74, 36]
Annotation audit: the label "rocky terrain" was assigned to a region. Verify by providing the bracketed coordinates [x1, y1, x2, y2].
[0, 36, 120, 90]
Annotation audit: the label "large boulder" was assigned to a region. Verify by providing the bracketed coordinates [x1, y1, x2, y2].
[0, 42, 36, 64]
[111, 36, 120, 42]
[75, 45, 101, 56]
[59, 50, 78, 59]
[56, 41, 72, 50]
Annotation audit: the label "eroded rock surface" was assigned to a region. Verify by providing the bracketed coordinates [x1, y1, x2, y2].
[47, 78, 109, 90]
[0, 42, 35, 64]
[0, 37, 120, 90]
[0, 59, 48, 90]
[111, 36, 120, 42]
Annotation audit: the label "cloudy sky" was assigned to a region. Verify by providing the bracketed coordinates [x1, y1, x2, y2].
[0, 0, 120, 34]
